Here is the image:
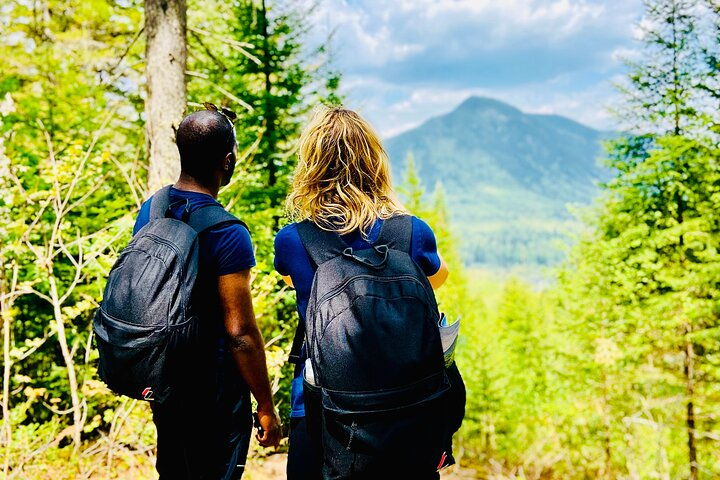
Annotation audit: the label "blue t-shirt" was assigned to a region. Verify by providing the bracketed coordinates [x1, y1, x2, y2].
[134, 187, 256, 276]
[274, 217, 442, 417]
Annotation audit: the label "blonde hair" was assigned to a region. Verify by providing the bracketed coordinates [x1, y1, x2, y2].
[286, 106, 405, 235]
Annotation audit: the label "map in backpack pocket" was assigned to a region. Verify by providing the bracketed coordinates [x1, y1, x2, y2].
[439, 313, 460, 368]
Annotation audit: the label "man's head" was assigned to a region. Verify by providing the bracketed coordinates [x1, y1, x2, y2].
[176, 110, 237, 186]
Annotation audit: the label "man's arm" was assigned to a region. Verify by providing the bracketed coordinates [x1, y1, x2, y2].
[218, 269, 281, 448]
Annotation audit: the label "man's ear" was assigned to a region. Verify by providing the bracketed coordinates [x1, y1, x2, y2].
[224, 152, 234, 171]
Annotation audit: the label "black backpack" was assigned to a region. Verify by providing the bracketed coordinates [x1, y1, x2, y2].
[93, 186, 245, 404]
[295, 215, 451, 478]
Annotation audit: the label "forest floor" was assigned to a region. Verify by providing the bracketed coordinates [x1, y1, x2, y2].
[244, 453, 479, 480]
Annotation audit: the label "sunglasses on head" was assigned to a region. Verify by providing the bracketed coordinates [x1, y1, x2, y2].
[203, 102, 237, 152]
[203, 102, 237, 123]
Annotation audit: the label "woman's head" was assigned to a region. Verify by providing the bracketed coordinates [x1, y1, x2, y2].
[287, 106, 404, 235]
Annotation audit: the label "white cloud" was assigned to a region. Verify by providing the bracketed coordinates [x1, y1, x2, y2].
[310, 0, 644, 137]
[355, 79, 623, 138]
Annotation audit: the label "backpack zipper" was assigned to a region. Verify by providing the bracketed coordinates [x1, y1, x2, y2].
[312, 274, 430, 311]
[346, 420, 358, 450]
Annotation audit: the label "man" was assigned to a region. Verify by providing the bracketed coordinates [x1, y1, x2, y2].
[133, 109, 282, 478]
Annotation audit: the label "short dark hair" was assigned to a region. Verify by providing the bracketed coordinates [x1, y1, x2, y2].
[176, 110, 236, 183]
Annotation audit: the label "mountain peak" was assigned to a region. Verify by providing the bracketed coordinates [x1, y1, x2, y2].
[453, 96, 523, 116]
[384, 95, 609, 267]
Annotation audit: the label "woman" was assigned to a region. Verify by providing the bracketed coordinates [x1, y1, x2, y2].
[274, 106, 453, 479]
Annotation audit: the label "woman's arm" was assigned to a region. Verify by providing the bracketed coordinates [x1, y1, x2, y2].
[428, 253, 449, 289]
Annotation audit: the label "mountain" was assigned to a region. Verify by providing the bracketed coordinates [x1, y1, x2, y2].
[385, 96, 611, 266]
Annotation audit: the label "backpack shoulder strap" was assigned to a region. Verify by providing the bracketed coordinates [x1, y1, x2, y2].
[149, 185, 172, 220]
[376, 214, 413, 254]
[187, 205, 248, 234]
[296, 220, 347, 267]
[289, 220, 347, 365]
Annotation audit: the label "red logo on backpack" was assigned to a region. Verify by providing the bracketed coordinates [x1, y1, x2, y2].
[437, 451, 448, 471]
[142, 387, 154, 401]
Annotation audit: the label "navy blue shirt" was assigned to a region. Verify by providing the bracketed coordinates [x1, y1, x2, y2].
[274, 217, 442, 417]
[134, 187, 256, 275]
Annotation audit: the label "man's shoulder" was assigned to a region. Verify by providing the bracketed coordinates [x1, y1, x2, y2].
[205, 216, 256, 275]
[132, 198, 153, 235]
[207, 219, 250, 239]
[203, 210, 251, 247]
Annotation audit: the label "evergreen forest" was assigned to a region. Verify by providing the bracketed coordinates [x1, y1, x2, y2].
[1, 0, 720, 478]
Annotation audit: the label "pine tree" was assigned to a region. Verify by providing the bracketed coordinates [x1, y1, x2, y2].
[698, 0, 720, 130]
[398, 153, 426, 215]
[562, 2, 720, 476]
[619, 0, 704, 136]
[188, 0, 342, 210]
[559, 1, 720, 477]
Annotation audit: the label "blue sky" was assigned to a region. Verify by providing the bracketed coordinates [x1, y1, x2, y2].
[312, 0, 645, 137]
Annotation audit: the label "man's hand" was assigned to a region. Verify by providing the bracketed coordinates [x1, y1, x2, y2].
[219, 270, 281, 448]
[256, 405, 282, 448]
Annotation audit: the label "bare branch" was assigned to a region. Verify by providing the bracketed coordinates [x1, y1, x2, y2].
[188, 26, 254, 48]
[59, 107, 119, 216]
[212, 84, 254, 112]
[189, 30, 228, 72]
[28, 287, 53, 305]
[63, 172, 113, 218]
[104, 26, 144, 81]
[16, 330, 56, 362]
[20, 196, 53, 243]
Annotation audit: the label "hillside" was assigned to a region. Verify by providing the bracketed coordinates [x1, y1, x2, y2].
[385, 96, 610, 266]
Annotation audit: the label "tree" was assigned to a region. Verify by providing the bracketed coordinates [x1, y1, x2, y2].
[619, 0, 703, 136]
[0, 0, 338, 473]
[145, 0, 187, 190]
[558, 1, 720, 478]
[698, 0, 720, 130]
[0, 0, 150, 472]
[397, 153, 425, 214]
[188, 0, 341, 210]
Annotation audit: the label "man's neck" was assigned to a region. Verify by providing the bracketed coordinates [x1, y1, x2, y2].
[174, 173, 220, 199]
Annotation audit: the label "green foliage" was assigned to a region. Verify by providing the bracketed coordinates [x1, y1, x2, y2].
[0, 1, 150, 475]
[556, 134, 720, 477]
[188, 0, 341, 209]
[5, 0, 720, 479]
[451, 2, 720, 478]
[0, 0, 340, 475]
[618, 0, 712, 135]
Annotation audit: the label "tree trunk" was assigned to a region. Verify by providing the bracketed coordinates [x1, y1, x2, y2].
[1, 264, 18, 476]
[145, 0, 187, 192]
[260, 0, 277, 191]
[684, 328, 698, 480]
[601, 371, 613, 477]
[47, 272, 83, 451]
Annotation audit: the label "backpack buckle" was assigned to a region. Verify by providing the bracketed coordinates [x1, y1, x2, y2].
[165, 199, 191, 222]
[342, 245, 389, 270]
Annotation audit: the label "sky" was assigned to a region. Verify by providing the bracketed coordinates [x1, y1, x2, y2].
[312, 0, 645, 138]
